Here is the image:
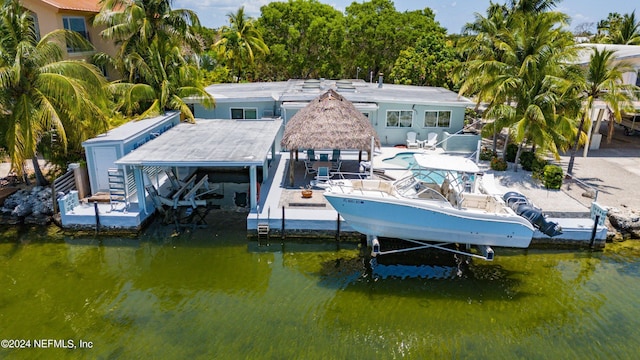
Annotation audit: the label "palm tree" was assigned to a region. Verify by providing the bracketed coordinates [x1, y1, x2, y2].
[600, 11, 640, 45]
[459, 1, 580, 170]
[567, 47, 638, 174]
[95, 0, 203, 65]
[0, 0, 110, 184]
[94, 0, 213, 121]
[458, 3, 510, 153]
[109, 38, 214, 121]
[214, 6, 269, 82]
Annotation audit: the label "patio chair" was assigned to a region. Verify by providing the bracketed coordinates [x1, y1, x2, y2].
[315, 166, 332, 183]
[331, 160, 342, 172]
[331, 149, 341, 162]
[306, 149, 317, 161]
[406, 131, 419, 149]
[423, 132, 438, 150]
[319, 153, 329, 162]
[304, 160, 317, 178]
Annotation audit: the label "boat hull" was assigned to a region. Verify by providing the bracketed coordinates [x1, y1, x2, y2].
[324, 192, 534, 248]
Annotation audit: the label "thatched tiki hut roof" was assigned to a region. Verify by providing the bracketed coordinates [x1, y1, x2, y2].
[281, 89, 380, 151]
[281, 89, 380, 186]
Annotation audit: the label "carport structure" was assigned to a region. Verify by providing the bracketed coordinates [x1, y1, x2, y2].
[116, 119, 283, 214]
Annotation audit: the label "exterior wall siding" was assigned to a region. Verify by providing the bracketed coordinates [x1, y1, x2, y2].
[195, 96, 468, 148]
[370, 103, 467, 146]
[82, 113, 180, 195]
[195, 101, 278, 120]
[21, 0, 118, 79]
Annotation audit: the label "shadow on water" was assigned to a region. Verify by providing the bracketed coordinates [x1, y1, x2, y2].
[306, 245, 529, 302]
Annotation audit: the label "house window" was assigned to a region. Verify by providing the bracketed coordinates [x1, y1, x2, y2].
[231, 108, 258, 120]
[424, 111, 451, 128]
[29, 12, 41, 41]
[63, 16, 90, 52]
[386, 110, 413, 127]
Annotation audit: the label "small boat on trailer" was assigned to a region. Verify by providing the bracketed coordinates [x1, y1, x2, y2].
[323, 153, 561, 261]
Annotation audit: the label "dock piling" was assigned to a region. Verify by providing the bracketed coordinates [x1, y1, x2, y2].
[590, 215, 600, 248]
[281, 206, 285, 240]
[94, 201, 100, 234]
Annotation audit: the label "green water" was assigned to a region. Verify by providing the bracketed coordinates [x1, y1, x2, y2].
[2, 214, 640, 359]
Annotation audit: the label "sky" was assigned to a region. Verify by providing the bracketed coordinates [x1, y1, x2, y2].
[173, 0, 637, 34]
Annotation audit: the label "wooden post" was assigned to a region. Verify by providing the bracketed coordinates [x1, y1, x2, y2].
[281, 206, 285, 240]
[336, 213, 341, 240]
[51, 181, 58, 214]
[590, 215, 599, 248]
[289, 150, 295, 187]
[94, 201, 100, 234]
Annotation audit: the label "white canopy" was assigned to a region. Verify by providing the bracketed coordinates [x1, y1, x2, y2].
[414, 154, 480, 173]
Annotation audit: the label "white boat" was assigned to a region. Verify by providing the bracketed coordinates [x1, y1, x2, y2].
[323, 153, 561, 260]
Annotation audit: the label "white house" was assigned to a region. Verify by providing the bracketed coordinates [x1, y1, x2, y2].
[574, 44, 640, 153]
[192, 78, 477, 152]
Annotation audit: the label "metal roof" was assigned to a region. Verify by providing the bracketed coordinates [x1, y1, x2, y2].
[575, 44, 640, 65]
[116, 119, 283, 167]
[83, 112, 178, 146]
[203, 79, 474, 107]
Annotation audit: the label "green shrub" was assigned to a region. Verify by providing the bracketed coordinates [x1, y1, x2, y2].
[519, 151, 536, 171]
[542, 164, 563, 189]
[531, 157, 548, 179]
[479, 147, 497, 161]
[490, 157, 508, 171]
[505, 143, 518, 163]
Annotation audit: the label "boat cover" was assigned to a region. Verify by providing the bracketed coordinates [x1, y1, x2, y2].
[413, 154, 480, 173]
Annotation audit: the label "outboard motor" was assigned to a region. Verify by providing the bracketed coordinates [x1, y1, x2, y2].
[503, 192, 563, 237]
[503, 191, 529, 211]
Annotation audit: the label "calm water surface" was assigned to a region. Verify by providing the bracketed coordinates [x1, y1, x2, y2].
[2, 213, 640, 359]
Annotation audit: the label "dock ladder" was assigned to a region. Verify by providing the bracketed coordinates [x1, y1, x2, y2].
[256, 205, 271, 243]
[108, 168, 128, 212]
[257, 223, 270, 239]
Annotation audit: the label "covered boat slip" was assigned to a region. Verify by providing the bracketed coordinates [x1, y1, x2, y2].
[116, 119, 283, 219]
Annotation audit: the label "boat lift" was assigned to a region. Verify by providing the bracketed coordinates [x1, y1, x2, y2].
[145, 173, 217, 229]
[368, 235, 495, 261]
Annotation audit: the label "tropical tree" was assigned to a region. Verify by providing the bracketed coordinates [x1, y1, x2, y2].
[458, 0, 581, 171]
[256, 0, 342, 80]
[94, 0, 213, 121]
[0, 0, 110, 184]
[596, 11, 640, 45]
[95, 0, 204, 66]
[215, 6, 269, 82]
[567, 47, 638, 174]
[342, 0, 445, 81]
[390, 33, 459, 89]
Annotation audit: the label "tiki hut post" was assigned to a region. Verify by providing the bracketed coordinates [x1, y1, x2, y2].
[280, 89, 380, 187]
[289, 150, 295, 186]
